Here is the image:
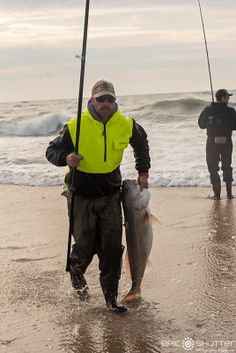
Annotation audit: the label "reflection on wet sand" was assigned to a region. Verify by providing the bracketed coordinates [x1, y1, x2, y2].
[55, 291, 163, 353]
[2, 186, 236, 353]
[194, 199, 236, 340]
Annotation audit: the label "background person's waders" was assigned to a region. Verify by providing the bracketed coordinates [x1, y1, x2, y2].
[206, 137, 233, 197]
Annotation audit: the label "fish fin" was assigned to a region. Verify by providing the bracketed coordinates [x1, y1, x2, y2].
[150, 214, 161, 225]
[125, 251, 131, 279]
[144, 212, 161, 226]
[145, 259, 152, 274]
[122, 291, 142, 303]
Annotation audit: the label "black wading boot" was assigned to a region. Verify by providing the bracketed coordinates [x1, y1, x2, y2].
[211, 183, 221, 200]
[70, 270, 89, 299]
[105, 293, 128, 314]
[226, 182, 234, 199]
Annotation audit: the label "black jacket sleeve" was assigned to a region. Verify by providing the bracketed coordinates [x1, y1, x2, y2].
[129, 119, 151, 173]
[45, 125, 74, 166]
[229, 107, 236, 130]
[198, 107, 210, 129]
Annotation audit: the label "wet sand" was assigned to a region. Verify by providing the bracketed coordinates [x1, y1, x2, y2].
[1, 185, 236, 353]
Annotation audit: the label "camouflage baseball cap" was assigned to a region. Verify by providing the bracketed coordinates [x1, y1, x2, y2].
[91, 80, 116, 99]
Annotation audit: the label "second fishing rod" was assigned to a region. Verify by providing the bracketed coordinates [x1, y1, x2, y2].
[197, 0, 214, 102]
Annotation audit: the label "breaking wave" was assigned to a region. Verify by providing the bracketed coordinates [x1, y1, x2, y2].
[0, 113, 69, 136]
[136, 97, 208, 115]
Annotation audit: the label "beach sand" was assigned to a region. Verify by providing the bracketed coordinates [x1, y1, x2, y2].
[1, 185, 236, 353]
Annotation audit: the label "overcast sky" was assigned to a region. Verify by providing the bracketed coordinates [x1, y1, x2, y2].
[0, 0, 236, 102]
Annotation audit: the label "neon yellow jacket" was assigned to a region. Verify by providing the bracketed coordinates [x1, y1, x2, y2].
[67, 109, 133, 174]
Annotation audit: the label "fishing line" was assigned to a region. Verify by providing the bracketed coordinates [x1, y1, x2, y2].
[197, 0, 214, 102]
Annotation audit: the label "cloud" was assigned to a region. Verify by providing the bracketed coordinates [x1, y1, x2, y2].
[0, 1, 236, 101]
[1, 3, 236, 50]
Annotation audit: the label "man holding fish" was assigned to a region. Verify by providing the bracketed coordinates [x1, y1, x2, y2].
[46, 80, 151, 314]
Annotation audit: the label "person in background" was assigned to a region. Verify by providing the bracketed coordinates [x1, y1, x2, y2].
[46, 80, 151, 314]
[198, 89, 236, 199]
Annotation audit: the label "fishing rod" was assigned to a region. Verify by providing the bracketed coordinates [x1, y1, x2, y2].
[197, 0, 214, 102]
[66, 0, 90, 272]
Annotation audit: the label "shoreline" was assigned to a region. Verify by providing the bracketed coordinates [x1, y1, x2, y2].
[1, 185, 235, 353]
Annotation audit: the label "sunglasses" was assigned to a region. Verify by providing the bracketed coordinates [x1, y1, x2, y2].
[95, 95, 115, 103]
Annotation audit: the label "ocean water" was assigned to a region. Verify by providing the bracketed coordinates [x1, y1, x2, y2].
[1, 91, 236, 187]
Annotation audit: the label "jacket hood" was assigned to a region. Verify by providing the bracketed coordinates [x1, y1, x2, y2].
[211, 102, 228, 108]
[87, 100, 118, 122]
